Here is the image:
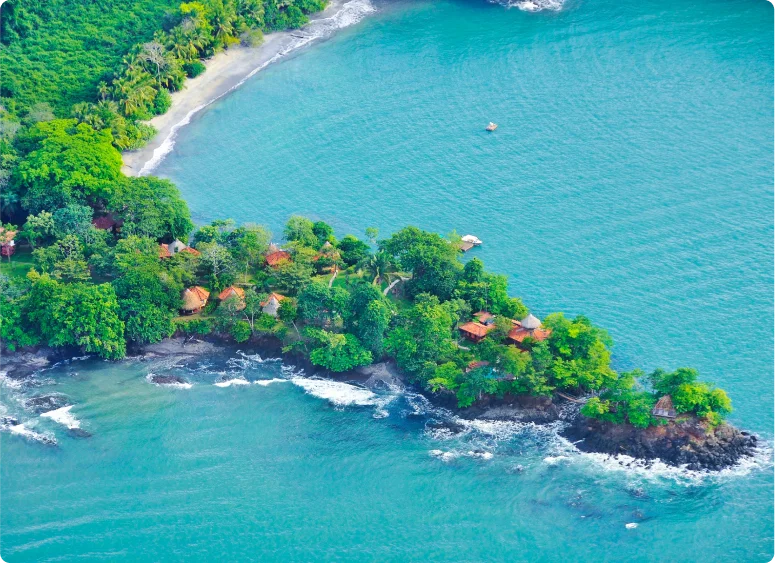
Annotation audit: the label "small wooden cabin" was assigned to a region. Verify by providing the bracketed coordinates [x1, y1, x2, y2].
[507, 314, 552, 347]
[652, 395, 677, 419]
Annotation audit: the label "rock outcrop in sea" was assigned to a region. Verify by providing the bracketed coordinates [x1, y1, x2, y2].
[561, 411, 758, 471]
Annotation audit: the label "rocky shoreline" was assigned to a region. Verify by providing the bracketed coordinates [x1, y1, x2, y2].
[1, 338, 760, 470]
[561, 411, 758, 471]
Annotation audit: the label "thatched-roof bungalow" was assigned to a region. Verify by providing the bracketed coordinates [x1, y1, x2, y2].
[653, 395, 677, 419]
[507, 314, 551, 347]
[181, 286, 210, 314]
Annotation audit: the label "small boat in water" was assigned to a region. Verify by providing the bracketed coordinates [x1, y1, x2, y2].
[486, 122, 498, 131]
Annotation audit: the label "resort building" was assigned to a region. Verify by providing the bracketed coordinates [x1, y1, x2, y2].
[507, 313, 551, 347]
[260, 292, 286, 317]
[459, 321, 493, 343]
[473, 311, 495, 326]
[181, 286, 210, 315]
[160, 239, 201, 258]
[0, 227, 17, 258]
[652, 395, 677, 419]
[218, 286, 246, 310]
[265, 250, 291, 268]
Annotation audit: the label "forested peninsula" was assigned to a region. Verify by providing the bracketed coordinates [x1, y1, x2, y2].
[0, 0, 757, 470]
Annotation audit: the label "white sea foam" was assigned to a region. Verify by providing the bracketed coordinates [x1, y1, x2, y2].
[467, 450, 494, 460]
[555, 433, 774, 486]
[625, 523, 638, 530]
[501, 0, 565, 12]
[40, 405, 81, 430]
[291, 378, 378, 407]
[214, 378, 251, 387]
[5, 422, 56, 445]
[253, 378, 288, 386]
[138, 0, 376, 175]
[0, 372, 24, 390]
[429, 449, 459, 462]
[543, 455, 569, 466]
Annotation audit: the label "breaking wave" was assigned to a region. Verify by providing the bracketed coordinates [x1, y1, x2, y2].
[253, 378, 288, 386]
[40, 405, 81, 430]
[2, 420, 57, 445]
[291, 377, 379, 407]
[496, 0, 565, 12]
[214, 377, 251, 387]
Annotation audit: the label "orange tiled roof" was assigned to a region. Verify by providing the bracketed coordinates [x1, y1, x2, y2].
[474, 311, 494, 323]
[260, 292, 286, 307]
[467, 360, 490, 371]
[190, 286, 210, 300]
[266, 250, 291, 267]
[159, 243, 172, 258]
[508, 326, 552, 343]
[179, 246, 201, 256]
[218, 286, 246, 301]
[459, 321, 493, 338]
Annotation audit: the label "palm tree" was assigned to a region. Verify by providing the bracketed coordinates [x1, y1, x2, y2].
[97, 81, 110, 101]
[358, 251, 395, 286]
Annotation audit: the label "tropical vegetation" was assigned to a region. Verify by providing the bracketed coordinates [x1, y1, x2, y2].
[0, 0, 732, 431]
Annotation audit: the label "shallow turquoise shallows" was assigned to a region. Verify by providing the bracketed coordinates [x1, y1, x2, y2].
[3, 0, 773, 561]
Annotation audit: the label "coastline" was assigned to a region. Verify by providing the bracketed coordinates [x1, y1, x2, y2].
[121, 0, 375, 177]
[1, 338, 760, 472]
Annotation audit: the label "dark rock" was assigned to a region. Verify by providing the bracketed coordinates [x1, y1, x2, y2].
[68, 428, 92, 438]
[1, 416, 19, 426]
[149, 374, 189, 386]
[562, 410, 758, 471]
[24, 394, 70, 414]
[426, 419, 467, 435]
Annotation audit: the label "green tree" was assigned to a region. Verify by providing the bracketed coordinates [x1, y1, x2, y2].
[305, 328, 373, 372]
[108, 176, 194, 241]
[12, 120, 122, 213]
[18, 210, 54, 249]
[543, 313, 616, 392]
[385, 293, 456, 380]
[111, 236, 182, 344]
[52, 204, 93, 240]
[283, 215, 317, 248]
[272, 260, 313, 295]
[22, 271, 126, 359]
[380, 226, 462, 300]
[231, 223, 271, 279]
[337, 234, 371, 266]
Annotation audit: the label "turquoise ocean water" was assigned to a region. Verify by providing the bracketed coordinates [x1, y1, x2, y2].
[2, 0, 773, 560]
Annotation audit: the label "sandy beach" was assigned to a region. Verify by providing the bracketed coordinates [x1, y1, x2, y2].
[122, 0, 373, 176]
